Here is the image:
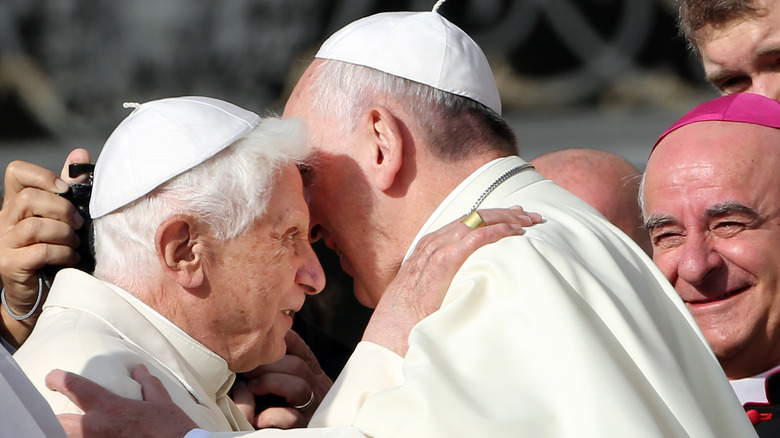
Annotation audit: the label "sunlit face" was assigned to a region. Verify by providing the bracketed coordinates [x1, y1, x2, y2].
[698, 0, 780, 98]
[203, 164, 325, 372]
[643, 121, 780, 378]
[283, 61, 396, 308]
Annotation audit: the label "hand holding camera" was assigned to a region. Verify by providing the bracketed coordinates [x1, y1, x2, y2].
[44, 163, 95, 277]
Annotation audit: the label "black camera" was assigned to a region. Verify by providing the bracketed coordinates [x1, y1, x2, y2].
[44, 163, 95, 277]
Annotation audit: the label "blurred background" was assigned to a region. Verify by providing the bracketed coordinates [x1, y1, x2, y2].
[0, 0, 719, 347]
[0, 0, 717, 171]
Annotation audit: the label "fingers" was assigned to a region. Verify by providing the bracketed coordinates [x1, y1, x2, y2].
[255, 406, 306, 429]
[131, 364, 173, 404]
[0, 216, 81, 290]
[3, 160, 69, 203]
[247, 369, 311, 405]
[456, 206, 541, 233]
[45, 369, 108, 413]
[283, 330, 323, 375]
[475, 205, 542, 227]
[454, 206, 540, 249]
[239, 333, 331, 428]
[363, 205, 542, 356]
[0, 188, 84, 233]
[61, 149, 92, 184]
[0, 156, 87, 305]
[48, 365, 197, 438]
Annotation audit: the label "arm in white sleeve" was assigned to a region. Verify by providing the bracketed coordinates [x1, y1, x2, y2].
[308, 341, 403, 428]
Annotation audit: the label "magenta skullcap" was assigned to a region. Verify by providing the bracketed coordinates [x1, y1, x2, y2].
[652, 93, 780, 154]
[90, 96, 260, 218]
[315, 4, 501, 115]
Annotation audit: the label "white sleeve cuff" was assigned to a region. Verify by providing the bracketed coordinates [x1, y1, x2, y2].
[308, 341, 403, 428]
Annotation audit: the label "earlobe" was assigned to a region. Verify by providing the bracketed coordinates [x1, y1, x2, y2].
[156, 215, 205, 289]
[368, 107, 404, 191]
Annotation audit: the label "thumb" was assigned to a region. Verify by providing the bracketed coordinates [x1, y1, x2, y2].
[45, 369, 106, 412]
[61, 148, 92, 184]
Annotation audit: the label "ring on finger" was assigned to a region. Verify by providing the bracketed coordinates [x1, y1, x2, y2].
[292, 390, 315, 410]
[461, 210, 485, 230]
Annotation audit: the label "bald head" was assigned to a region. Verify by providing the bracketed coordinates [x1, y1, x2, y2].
[532, 148, 650, 254]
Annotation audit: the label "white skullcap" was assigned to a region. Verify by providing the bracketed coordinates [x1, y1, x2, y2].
[90, 96, 260, 218]
[315, 8, 502, 115]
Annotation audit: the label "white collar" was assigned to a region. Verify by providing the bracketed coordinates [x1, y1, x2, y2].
[730, 364, 780, 404]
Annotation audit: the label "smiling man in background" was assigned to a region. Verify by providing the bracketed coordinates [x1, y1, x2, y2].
[642, 92, 780, 436]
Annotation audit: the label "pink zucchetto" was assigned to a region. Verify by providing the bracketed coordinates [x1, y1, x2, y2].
[652, 93, 780, 154]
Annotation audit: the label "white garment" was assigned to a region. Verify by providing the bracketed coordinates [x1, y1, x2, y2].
[0, 345, 65, 437]
[335, 157, 756, 437]
[207, 156, 757, 437]
[14, 268, 253, 432]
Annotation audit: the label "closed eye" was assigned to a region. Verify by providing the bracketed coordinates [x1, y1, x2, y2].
[651, 231, 685, 249]
[716, 75, 751, 94]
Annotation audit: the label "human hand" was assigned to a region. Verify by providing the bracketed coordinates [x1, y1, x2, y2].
[232, 330, 332, 429]
[0, 149, 91, 347]
[363, 206, 542, 356]
[46, 364, 196, 438]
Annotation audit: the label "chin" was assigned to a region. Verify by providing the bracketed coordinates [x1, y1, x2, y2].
[232, 342, 284, 373]
[353, 279, 380, 309]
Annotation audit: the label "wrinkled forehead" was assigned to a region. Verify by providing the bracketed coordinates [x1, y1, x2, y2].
[645, 121, 780, 212]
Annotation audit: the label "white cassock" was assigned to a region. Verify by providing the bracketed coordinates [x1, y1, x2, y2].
[14, 269, 253, 432]
[307, 156, 756, 437]
[206, 156, 757, 437]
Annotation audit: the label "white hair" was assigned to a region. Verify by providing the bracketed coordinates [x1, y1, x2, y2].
[92, 116, 309, 291]
[638, 171, 648, 223]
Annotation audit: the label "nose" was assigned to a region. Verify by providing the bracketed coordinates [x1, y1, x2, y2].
[296, 241, 326, 294]
[748, 74, 780, 100]
[676, 235, 724, 286]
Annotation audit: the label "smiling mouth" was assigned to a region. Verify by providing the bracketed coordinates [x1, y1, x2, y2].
[686, 287, 749, 304]
[282, 310, 294, 317]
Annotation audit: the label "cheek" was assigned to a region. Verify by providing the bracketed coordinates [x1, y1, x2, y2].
[652, 250, 679, 282]
[715, 236, 776, 279]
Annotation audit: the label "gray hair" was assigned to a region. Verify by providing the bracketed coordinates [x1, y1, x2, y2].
[307, 59, 518, 160]
[638, 171, 649, 224]
[92, 117, 309, 291]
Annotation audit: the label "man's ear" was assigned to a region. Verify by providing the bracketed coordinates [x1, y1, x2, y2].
[155, 215, 205, 289]
[365, 106, 404, 191]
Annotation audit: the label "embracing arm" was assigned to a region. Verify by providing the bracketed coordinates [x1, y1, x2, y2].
[363, 206, 540, 356]
[43, 206, 540, 437]
[311, 206, 541, 427]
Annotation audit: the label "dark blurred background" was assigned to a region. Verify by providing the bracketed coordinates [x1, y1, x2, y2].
[0, 0, 718, 348]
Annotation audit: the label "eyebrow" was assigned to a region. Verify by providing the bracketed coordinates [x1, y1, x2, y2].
[756, 44, 780, 59]
[705, 201, 758, 220]
[644, 201, 758, 231]
[706, 45, 780, 84]
[643, 214, 673, 231]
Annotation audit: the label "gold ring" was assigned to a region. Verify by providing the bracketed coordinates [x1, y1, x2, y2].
[462, 210, 485, 230]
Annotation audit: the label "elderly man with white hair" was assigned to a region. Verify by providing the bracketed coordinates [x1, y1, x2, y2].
[12, 96, 328, 431]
